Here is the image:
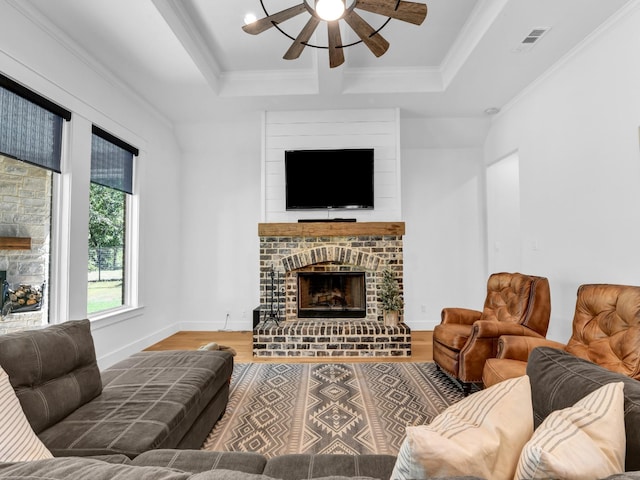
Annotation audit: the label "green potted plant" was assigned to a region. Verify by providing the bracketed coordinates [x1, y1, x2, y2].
[379, 268, 403, 326]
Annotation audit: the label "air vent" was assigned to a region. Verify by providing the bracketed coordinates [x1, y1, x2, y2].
[514, 27, 551, 53]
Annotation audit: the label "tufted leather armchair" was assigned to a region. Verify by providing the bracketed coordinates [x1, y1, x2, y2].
[483, 283, 640, 388]
[433, 272, 551, 394]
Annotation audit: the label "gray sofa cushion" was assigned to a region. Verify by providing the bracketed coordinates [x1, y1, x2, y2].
[133, 451, 394, 480]
[527, 346, 640, 471]
[0, 457, 191, 479]
[0, 458, 384, 480]
[190, 472, 280, 480]
[133, 451, 392, 479]
[38, 350, 233, 458]
[132, 449, 267, 474]
[0, 319, 102, 434]
[191, 474, 379, 480]
[263, 454, 397, 480]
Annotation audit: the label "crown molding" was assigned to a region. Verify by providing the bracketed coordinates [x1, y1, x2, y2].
[220, 69, 320, 97]
[5, 0, 172, 132]
[342, 66, 442, 94]
[214, 0, 507, 97]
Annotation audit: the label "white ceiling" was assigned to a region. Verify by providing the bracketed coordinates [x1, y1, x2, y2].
[18, 0, 633, 123]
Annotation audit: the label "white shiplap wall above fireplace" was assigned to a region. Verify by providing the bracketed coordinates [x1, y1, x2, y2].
[261, 109, 401, 223]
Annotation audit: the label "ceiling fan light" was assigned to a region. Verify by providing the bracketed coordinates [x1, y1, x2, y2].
[315, 0, 345, 21]
[243, 13, 258, 25]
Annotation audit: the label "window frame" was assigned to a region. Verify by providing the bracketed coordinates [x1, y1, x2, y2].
[85, 182, 141, 322]
[0, 73, 71, 327]
[87, 127, 140, 320]
[49, 121, 142, 326]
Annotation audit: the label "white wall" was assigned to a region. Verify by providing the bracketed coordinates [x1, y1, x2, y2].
[486, 152, 522, 273]
[175, 116, 262, 331]
[0, 0, 183, 367]
[484, 2, 640, 342]
[401, 118, 490, 329]
[402, 148, 487, 329]
[263, 109, 401, 222]
[174, 115, 490, 332]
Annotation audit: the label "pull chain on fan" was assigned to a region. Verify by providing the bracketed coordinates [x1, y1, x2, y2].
[242, 0, 427, 68]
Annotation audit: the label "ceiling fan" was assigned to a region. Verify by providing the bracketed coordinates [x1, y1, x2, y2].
[242, 0, 428, 68]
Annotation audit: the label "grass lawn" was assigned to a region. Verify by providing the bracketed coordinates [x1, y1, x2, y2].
[87, 280, 123, 314]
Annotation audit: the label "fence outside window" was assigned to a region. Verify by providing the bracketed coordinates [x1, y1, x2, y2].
[88, 246, 123, 281]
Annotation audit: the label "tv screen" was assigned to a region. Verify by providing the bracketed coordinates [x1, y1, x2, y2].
[285, 148, 374, 210]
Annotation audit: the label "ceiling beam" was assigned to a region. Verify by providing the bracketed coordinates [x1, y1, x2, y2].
[440, 0, 510, 89]
[151, 0, 223, 94]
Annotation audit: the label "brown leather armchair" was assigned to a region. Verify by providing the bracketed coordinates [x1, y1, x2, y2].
[483, 283, 640, 388]
[433, 272, 551, 393]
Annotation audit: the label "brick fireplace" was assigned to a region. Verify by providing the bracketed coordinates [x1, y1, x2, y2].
[297, 271, 366, 318]
[255, 222, 410, 357]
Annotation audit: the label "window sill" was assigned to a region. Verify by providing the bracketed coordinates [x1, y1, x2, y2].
[89, 305, 144, 331]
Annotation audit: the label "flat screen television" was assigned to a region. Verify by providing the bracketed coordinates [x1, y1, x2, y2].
[285, 148, 374, 210]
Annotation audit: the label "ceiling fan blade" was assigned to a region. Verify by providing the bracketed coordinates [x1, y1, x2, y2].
[242, 3, 307, 35]
[343, 10, 389, 57]
[283, 16, 321, 60]
[355, 0, 427, 25]
[327, 21, 345, 68]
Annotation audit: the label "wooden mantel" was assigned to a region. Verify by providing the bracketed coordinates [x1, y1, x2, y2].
[258, 222, 405, 237]
[0, 237, 31, 250]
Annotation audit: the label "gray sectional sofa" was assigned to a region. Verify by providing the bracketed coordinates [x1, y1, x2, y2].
[0, 319, 233, 458]
[2, 321, 640, 479]
[0, 451, 398, 480]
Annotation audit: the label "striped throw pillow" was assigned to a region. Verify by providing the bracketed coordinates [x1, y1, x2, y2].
[0, 366, 53, 462]
[515, 381, 625, 480]
[391, 375, 533, 480]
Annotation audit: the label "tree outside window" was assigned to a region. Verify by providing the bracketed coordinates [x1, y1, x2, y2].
[87, 183, 125, 314]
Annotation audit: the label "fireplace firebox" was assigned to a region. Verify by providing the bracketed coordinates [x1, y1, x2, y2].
[297, 272, 366, 318]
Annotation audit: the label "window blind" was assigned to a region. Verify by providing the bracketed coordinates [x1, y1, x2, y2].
[91, 126, 138, 195]
[0, 74, 71, 173]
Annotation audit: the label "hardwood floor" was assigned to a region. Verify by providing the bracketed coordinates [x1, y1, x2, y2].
[145, 330, 434, 363]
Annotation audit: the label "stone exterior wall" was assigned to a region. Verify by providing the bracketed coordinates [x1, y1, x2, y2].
[0, 155, 51, 332]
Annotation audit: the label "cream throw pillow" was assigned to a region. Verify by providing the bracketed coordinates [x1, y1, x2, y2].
[0, 366, 53, 462]
[515, 381, 626, 480]
[391, 375, 533, 480]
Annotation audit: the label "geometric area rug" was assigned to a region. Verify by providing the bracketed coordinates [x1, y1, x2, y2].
[202, 362, 472, 458]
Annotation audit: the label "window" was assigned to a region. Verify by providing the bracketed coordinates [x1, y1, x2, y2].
[87, 126, 137, 315]
[0, 74, 70, 330]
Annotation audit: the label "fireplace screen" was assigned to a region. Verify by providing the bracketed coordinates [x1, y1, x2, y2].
[297, 272, 366, 318]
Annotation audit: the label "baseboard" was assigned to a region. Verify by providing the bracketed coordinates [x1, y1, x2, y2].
[179, 319, 254, 331]
[405, 319, 438, 331]
[96, 323, 178, 369]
